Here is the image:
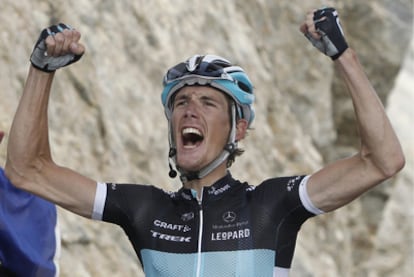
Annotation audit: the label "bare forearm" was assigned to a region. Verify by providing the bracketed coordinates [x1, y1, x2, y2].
[5, 66, 97, 217]
[6, 66, 55, 184]
[335, 49, 405, 176]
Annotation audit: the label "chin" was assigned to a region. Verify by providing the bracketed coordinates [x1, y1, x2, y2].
[176, 156, 207, 173]
[177, 162, 200, 173]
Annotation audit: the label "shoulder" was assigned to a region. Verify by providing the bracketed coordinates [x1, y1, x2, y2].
[105, 182, 176, 202]
[250, 175, 311, 210]
[101, 182, 176, 223]
[256, 175, 307, 192]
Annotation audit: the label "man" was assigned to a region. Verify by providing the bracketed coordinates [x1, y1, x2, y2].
[0, 131, 60, 277]
[5, 7, 404, 276]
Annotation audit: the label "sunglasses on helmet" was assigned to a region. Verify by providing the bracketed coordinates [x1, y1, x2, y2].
[163, 59, 246, 85]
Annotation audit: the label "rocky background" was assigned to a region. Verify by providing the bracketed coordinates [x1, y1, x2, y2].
[0, 0, 413, 276]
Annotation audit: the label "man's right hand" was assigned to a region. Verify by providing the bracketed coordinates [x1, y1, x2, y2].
[30, 23, 85, 72]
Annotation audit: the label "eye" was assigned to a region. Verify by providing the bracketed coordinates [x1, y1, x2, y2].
[204, 100, 216, 106]
[201, 98, 219, 108]
[173, 99, 187, 108]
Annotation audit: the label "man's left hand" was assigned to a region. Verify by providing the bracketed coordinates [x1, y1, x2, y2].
[300, 7, 348, 60]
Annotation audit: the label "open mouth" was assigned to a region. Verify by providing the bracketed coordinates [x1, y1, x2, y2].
[182, 127, 204, 149]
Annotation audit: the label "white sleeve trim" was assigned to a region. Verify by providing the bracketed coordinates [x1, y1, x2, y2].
[92, 182, 107, 220]
[273, 266, 289, 276]
[299, 175, 325, 215]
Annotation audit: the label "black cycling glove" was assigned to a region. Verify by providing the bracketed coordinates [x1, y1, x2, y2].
[305, 7, 348, 60]
[30, 23, 83, 72]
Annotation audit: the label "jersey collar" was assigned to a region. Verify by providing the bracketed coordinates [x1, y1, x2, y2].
[176, 172, 239, 202]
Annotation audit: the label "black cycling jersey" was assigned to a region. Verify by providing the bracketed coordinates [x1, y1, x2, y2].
[97, 173, 318, 277]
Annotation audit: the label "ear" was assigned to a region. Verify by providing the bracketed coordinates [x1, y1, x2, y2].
[235, 119, 248, 141]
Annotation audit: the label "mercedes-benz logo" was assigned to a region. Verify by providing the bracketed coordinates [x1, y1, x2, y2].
[222, 211, 236, 223]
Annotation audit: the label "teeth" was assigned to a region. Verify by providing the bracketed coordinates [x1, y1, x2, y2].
[182, 127, 202, 136]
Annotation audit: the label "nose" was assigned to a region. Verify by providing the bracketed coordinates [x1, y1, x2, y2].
[183, 97, 200, 118]
[184, 101, 198, 118]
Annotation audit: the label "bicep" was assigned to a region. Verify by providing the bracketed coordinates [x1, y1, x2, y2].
[307, 154, 385, 212]
[31, 163, 97, 218]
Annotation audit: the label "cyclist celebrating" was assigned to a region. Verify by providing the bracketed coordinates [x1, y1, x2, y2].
[5, 7, 404, 276]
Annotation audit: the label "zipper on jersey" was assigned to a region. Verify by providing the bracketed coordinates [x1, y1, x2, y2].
[195, 188, 204, 277]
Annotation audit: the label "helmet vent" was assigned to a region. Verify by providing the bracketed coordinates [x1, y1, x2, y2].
[237, 81, 252, 93]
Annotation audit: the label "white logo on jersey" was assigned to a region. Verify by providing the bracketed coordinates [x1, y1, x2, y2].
[287, 176, 301, 192]
[222, 211, 237, 223]
[208, 184, 231, 195]
[181, 212, 194, 222]
[150, 230, 191, 242]
[153, 220, 191, 232]
[211, 229, 251, 241]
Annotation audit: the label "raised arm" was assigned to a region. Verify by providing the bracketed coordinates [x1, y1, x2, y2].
[300, 8, 405, 212]
[5, 24, 97, 218]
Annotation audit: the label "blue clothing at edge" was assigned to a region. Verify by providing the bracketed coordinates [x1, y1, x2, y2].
[0, 168, 59, 277]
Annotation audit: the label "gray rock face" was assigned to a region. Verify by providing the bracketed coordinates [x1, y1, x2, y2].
[0, 1, 412, 276]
